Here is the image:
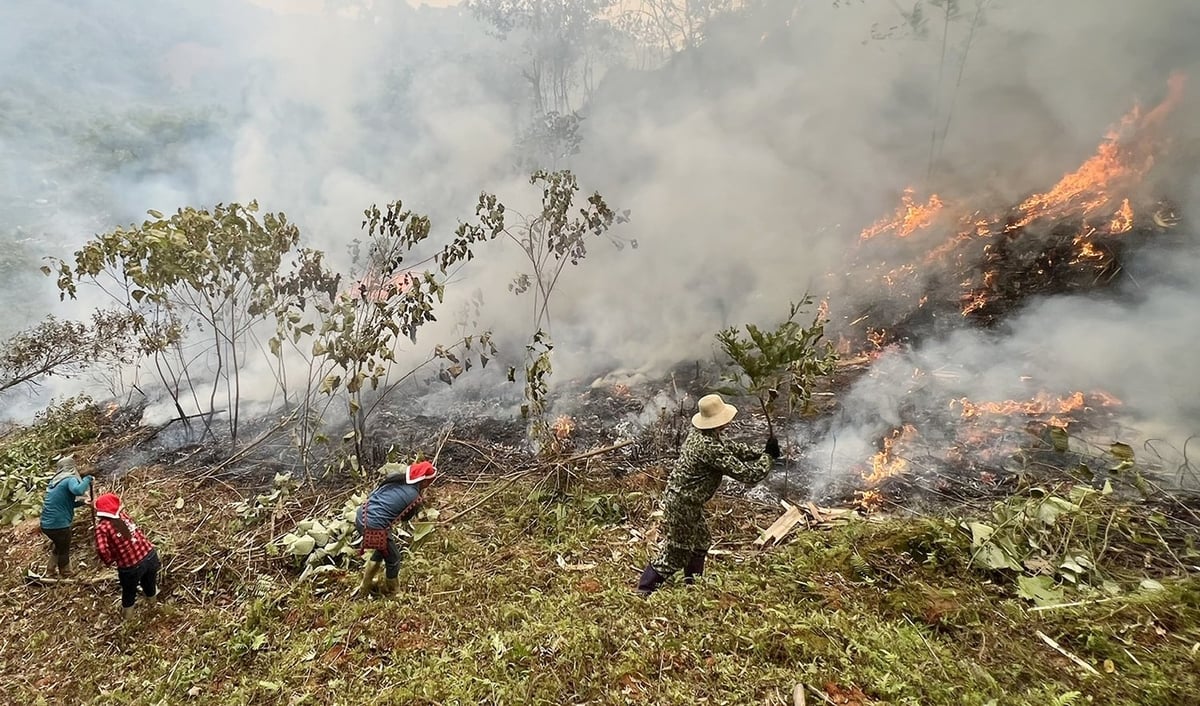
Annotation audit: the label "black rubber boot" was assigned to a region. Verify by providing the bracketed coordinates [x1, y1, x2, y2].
[636, 563, 666, 596]
[683, 551, 706, 584]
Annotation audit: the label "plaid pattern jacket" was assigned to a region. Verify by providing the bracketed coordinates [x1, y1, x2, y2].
[95, 512, 155, 568]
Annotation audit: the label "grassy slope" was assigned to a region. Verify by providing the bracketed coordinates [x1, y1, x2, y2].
[1, 468, 1198, 706]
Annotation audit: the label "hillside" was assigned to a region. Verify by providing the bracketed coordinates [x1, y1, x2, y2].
[2, 419, 1198, 705]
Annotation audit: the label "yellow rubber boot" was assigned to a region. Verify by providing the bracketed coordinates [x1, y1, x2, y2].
[357, 558, 383, 597]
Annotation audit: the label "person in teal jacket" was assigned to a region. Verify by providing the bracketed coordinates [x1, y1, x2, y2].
[39, 455, 94, 578]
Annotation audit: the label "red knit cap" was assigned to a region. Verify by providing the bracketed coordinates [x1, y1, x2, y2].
[95, 492, 122, 518]
[405, 461, 437, 484]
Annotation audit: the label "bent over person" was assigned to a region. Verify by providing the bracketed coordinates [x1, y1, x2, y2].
[94, 493, 161, 620]
[637, 393, 781, 595]
[355, 460, 437, 596]
[39, 455, 94, 578]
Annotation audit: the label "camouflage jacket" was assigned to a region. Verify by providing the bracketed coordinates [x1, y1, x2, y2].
[661, 428, 773, 518]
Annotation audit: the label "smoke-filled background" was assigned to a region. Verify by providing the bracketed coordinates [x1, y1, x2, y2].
[3, 0, 1200, 487]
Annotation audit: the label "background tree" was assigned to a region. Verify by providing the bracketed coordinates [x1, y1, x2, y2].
[449, 169, 631, 450]
[468, 0, 622, 116]
[615, 0, 743, 65]
[0, 311, 138, 396]
[51, 202, 338, 443]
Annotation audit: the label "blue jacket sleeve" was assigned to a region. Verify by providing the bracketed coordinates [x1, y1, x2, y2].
[65, 475, 93, 496]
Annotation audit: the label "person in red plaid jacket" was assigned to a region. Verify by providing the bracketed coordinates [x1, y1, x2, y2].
[94, 493, 161, 620]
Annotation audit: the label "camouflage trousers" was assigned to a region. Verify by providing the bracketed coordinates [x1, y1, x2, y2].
[651, 507, 711, 577]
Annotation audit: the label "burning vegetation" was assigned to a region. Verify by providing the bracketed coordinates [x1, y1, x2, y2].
[819, 75, 1195, 501]
[845, 73, 1187, 336]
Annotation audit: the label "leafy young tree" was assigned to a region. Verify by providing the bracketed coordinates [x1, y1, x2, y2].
[282, 201, 497, 473]
[446, 169, 630, 449]
[715, 297, 838, 437]
[0, 311, 138, 395]
[50, 202, 337, 442]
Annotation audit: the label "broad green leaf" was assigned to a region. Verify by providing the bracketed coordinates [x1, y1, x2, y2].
[968, 521, 995, 546]
[289, 535, 315, 556]
[1060, 557, 1086, 575]
[1038, 496, 1080, 524]
[1017, 574, 1064, 606]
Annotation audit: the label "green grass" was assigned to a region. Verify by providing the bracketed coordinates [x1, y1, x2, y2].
[2, 473, 1198, 705]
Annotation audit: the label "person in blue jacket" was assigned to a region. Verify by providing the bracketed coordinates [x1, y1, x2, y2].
[39, 455, 95, 578]
[354, 460, 437, 596]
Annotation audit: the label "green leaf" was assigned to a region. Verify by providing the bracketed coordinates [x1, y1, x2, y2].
[1110, 442, 1135, 461]
[1017, 574, 1064, 606]
[1138, 578, 1165, 593]
[967, 522, 1019, 570]
[1038, 496, 1080, 525]
[319, 374, 340, 395]
[1049, 426, 1069, 452]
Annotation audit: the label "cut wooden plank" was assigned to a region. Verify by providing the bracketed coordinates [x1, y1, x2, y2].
[755, 501, 807, 546]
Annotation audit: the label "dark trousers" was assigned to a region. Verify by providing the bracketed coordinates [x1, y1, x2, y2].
[117, 549, 160, 608]
[354, 516, 402, 579]
[41, 527, 72, 569]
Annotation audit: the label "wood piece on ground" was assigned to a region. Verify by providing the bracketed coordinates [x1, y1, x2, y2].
[561, 439, 634, 464]
[1028, 597, 1117, 612]
[793, 683, 806, 706]
[806, 504, 857, 525]
[1036, 630, 1101, 676]
[755, 501, 806, 546]
[24, 572, 109, 587]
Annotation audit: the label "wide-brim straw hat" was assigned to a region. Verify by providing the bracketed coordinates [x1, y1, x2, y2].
[691, 393, 738, 430]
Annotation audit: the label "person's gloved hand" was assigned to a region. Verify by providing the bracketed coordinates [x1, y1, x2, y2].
[765, 436, 782, 460]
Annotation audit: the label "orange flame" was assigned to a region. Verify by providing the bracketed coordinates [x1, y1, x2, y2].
[860, 189, 945, 241]
[1014, 74, 1185, 230]
[954, 391, 1120, 421]
[1109, 199, 1134, 233]
[857, 489, 885, 513]
[864, 425, 918, 486]
[551, 415, 575, 440]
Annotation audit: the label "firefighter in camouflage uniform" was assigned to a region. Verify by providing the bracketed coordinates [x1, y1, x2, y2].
[636, 393, 781, 595]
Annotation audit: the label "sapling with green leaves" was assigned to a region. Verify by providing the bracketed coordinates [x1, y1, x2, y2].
[49, 202, 338, 442]
[715, 296, 838, 438]
[451, 170, 630, 455]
